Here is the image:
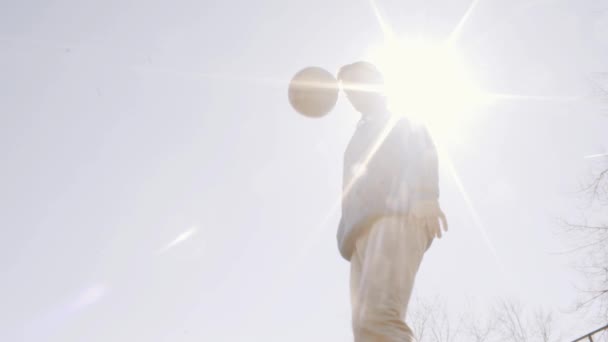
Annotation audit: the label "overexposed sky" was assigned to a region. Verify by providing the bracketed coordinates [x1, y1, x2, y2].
[1, 0, 607, 341]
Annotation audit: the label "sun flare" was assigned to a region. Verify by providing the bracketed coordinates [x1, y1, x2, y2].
[366, 38, 491, 127]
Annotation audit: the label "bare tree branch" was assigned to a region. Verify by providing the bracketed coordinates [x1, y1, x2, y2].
[564, 154, 608, 319]
[408, 297, 560, 342]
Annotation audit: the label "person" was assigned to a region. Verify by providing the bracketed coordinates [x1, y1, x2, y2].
[336, 61, 448, 341]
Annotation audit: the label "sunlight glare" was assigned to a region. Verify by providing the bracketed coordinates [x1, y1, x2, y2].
[366, 39, 490, 127]
[159, 226, 198, 254]
[584, 153, 608, 160]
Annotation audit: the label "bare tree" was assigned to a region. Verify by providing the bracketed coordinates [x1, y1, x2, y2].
[565, 155, 608, 320]
[492, 301, 559, 342]
[533, 309, 556, 342]
[587, 72, 608, 114]
[461, 306, 497, 342]
[494, 300, 530, 342]
[408, 297, 559, 342]
[408, 297, 462, 342]
[563, 71, 608, 320]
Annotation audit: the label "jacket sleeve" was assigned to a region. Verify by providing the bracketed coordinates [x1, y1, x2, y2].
[340, 136, 360, 210]
[342, 143, 354, 200]
[412, 126, 439, 202]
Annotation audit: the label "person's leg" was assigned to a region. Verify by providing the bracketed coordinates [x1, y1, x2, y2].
[350, 216, 433, 342]
[350, 239, 364, 338]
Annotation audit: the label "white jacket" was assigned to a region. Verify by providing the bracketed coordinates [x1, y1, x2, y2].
[337, 114, 439, 261]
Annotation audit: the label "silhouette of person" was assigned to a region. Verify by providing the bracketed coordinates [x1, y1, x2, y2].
[337, 61, 448, 341]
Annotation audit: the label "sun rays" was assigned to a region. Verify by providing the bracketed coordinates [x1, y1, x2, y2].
[365, 0, 509, 273]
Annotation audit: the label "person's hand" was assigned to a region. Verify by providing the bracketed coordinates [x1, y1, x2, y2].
[408, 200, 448, 239]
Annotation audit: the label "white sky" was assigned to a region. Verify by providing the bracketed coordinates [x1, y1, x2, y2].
[1, 0, 607, 341]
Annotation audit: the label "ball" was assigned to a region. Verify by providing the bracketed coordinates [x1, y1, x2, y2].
[288, 66, 339, 118]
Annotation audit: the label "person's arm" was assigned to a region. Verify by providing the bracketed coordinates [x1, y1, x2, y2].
[342, 142, 356, 202]
[416, 127, 440, 201]
[409, 126, 448, 238]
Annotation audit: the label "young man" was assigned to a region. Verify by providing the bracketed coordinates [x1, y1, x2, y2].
[337, 61, 448, 341]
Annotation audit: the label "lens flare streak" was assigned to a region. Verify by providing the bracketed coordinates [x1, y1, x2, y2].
[448, 0, 483, 44]
[585, 153, 608, 159]
[442, 152, 504, 272]
[296, 116, 401, 259]
[159, 227, 198, 254]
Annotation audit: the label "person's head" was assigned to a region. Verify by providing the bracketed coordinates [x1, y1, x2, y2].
[337, 61, 386, 116]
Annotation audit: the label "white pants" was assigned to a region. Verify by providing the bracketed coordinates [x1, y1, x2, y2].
[350, 215, 433, 342]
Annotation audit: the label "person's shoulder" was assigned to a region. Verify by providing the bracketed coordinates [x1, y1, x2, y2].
[397, 116, 410, 126]
[398, 118, 428, 136]
[394, 116, 416, 136]
[394, 117, 434, 144]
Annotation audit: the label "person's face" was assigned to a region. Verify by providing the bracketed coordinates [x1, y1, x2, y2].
[343, 87, 385, 115]
[340, 67, 386, 115]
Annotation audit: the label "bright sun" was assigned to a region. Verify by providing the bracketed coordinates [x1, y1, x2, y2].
[366, 38, 490, 128]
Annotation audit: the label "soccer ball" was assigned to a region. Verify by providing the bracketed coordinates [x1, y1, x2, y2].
[288, 66, 339, 118]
